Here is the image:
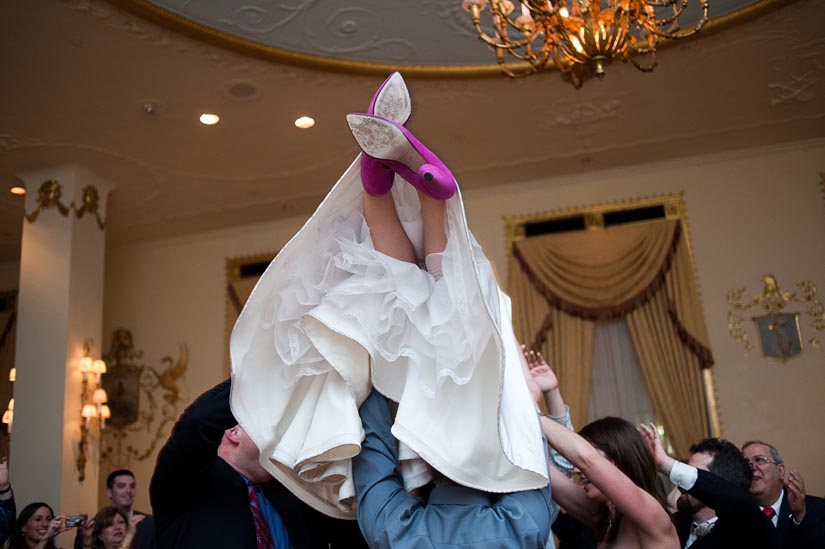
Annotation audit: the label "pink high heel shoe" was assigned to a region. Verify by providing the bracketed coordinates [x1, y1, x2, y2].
[346, 113, 457, 201]
[361, 72, 412, 198]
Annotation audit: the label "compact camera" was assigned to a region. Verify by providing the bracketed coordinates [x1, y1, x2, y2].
[65, 515, 85, 527]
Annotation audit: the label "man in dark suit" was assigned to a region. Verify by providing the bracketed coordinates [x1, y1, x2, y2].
[640, 427, 776, 548]
[743, 441, 825, 549]
[150, 380, 367, 549]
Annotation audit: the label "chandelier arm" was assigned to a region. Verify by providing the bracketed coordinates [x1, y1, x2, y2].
[628, 49, 658, 72]
[471, 20, 531, 50]
[495, 44, 538, 66]
[635, 0, 708, 34]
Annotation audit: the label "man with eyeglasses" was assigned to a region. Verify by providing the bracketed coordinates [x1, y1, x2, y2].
[742, 440, 825, 548]
[641, 429, 775, 548]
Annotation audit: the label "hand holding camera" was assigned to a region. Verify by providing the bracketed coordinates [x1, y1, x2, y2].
[65, 515, 86, 527]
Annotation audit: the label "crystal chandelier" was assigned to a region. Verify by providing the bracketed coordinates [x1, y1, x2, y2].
[462, 0, 708, 88]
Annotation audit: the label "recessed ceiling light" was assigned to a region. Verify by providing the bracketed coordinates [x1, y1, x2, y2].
[295, 116, 315, 129]
[9, 186, 25, 195]
[200, 113, 220, 125]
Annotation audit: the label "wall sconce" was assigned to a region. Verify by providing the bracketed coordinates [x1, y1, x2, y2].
[77, 340, 109, 482]
[2, 398, 12, 433]
[3, 368, 16, 433]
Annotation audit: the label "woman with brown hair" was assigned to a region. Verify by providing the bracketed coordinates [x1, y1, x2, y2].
[78, 507, 143, 549]
[531, 352, 678, 548]
[6, 502, 69, 549]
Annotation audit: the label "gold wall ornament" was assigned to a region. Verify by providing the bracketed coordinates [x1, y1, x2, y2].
[726, 275, 823, 361]
[99, 329, 188, 469]
[74, 185, 106, 229]
[24, 180, 106, 229]
[24, 180, 70, 223]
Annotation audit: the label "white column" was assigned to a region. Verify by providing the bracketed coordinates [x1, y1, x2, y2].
[10, 164, 110, 518]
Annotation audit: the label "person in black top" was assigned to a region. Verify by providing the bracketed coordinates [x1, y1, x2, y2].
[150, 379, 366, 549]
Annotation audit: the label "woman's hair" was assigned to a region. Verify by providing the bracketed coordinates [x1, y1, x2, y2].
[91, 506, 127, 549]
[8, 502, 56, 549]
[579, 417, 667, 541]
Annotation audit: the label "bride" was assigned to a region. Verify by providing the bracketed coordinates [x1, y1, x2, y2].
[229, 73, 549, 517]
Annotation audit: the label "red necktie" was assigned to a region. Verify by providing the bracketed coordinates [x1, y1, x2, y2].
[762, 507, 776, 520]
[248, 483, 275, 549]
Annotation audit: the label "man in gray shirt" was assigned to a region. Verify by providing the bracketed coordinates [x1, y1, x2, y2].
[352, 390, 553, 549]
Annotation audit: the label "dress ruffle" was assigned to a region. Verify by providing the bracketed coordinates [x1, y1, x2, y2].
[230, 156, 549, 518]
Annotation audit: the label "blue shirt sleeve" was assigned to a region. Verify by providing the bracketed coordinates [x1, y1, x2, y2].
[353, 390, 552, 548]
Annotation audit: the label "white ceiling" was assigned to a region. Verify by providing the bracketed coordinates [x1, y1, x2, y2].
[0, 0, 823, 262]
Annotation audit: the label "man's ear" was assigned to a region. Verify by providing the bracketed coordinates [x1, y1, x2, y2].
[224, 426, 241, 444]
[778, 462, 786, 481]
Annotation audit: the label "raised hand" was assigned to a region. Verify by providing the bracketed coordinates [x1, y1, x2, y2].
[0, 456, 9, 493]
[43, 515, 71, 543]
[785, 469, 808, 523]
[81, 515, 95, 547]
[522, 346, 558, 393]
[638, 422, 674, 475]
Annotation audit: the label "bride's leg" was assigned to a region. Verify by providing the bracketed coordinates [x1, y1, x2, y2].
[363, 193, 417, 264]
[419, 192, 447, 278]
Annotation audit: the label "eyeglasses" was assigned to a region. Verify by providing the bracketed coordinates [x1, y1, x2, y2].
[747, 455, 781, 466]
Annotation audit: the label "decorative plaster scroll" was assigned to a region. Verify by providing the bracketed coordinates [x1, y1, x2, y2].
[217, 2, 312, 35]
[537, 98, 624, 129]
[433, 0, 486, 37]
[24, 180, 70, 222]
[0, 134, 46, 153]
[24, 180, 107, 229]
[769, 72, 817, 107]
[303, 7, 415, 61]
[75, 185, 106, 229]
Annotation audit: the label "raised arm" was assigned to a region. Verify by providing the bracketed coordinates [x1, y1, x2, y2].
[0, 457, 15, 546]
[352, 390, 423, 546]
[523, 347, 566, 417]
[540, 417, 675, 545]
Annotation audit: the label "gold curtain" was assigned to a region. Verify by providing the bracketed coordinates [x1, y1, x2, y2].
[510, 219, 712, 456]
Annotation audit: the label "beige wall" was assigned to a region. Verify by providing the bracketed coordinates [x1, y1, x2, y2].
[102, 138, 825, 513]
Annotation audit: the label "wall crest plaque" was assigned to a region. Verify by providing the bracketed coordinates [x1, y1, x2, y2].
[727, 275, 824, 363]
[100, 329, 188, 466]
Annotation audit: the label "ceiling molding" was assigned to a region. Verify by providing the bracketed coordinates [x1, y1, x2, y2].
[102, 0, 803, 77]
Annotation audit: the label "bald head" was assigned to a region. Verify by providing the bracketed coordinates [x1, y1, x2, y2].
[217, 425, 274, 484]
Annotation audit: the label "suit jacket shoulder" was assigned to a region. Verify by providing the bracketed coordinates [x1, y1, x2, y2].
[778, 492, 825, 549]
[684, 469, 777, 549]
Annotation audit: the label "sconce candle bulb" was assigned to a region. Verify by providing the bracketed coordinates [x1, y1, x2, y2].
[77, 339, 108, 481]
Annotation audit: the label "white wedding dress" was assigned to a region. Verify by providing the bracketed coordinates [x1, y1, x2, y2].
[229, 157, 549, 518]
